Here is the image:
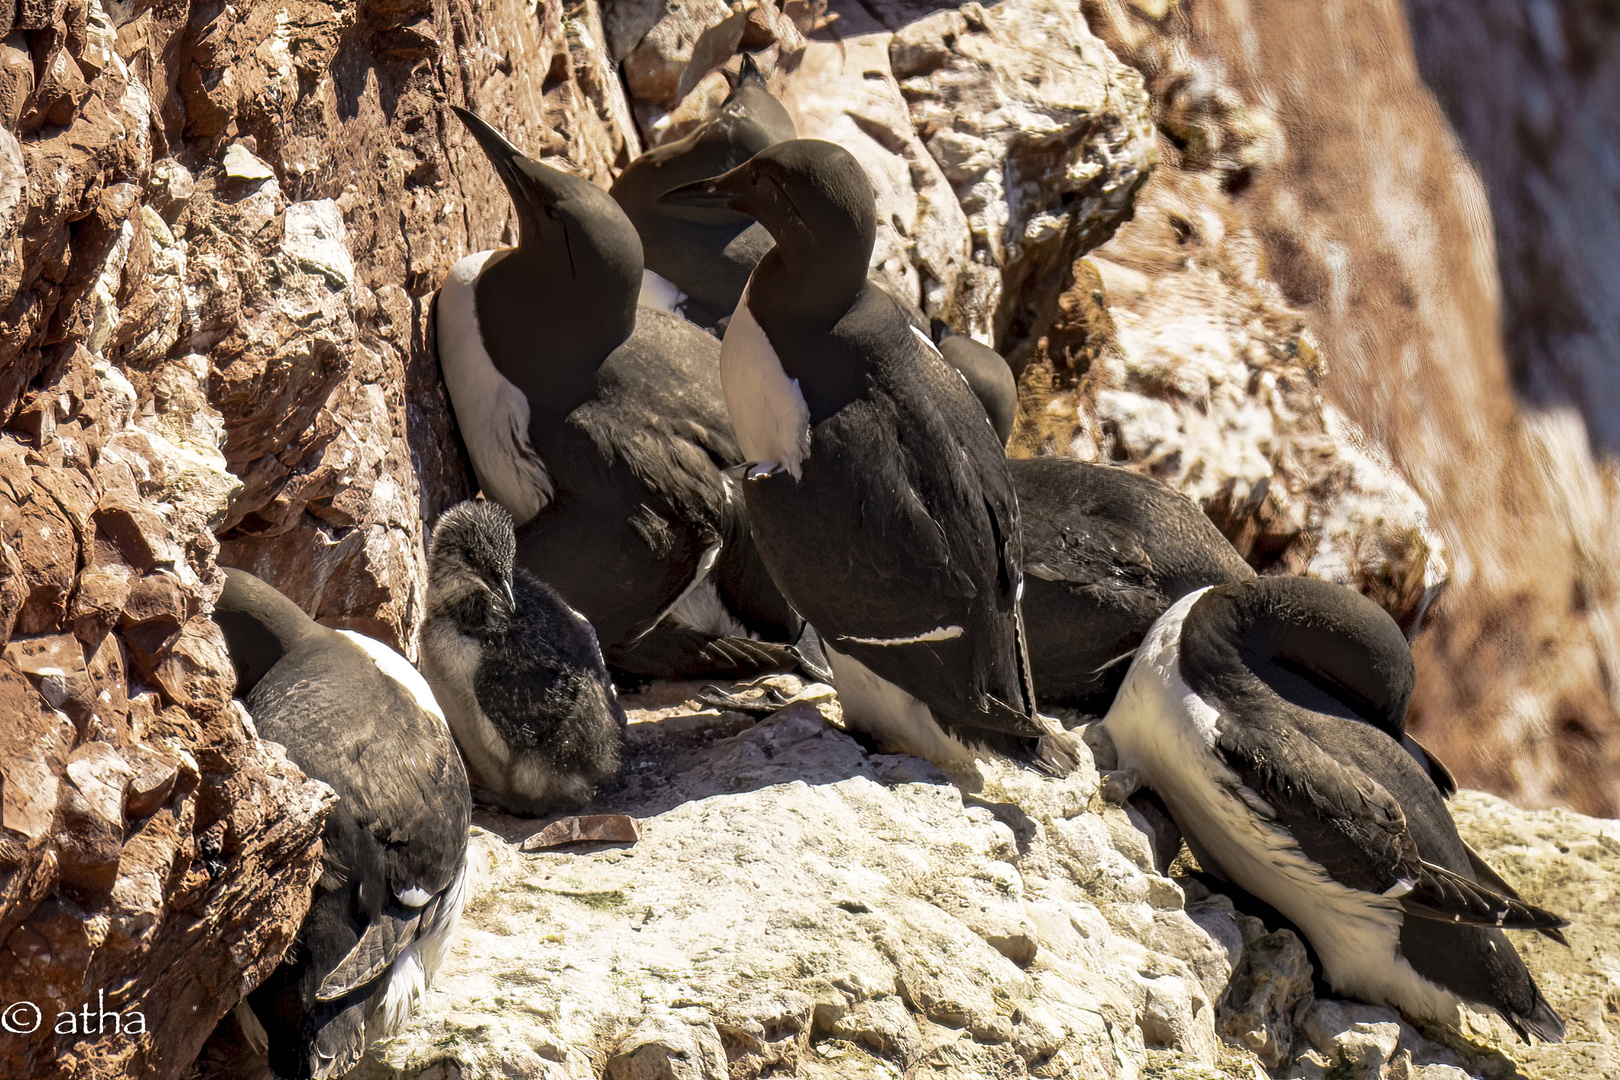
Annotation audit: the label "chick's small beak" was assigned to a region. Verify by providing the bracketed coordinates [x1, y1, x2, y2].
[503, 581, 516, 611]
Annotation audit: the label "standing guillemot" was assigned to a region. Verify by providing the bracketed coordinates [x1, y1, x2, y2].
[611, 53, 796, 329]
[660, 139, 1075, 774]
[1102, 576, 1566, 1042]
[438, 106, 809, 681]
[419, 501, 626, 815]
[211, 568, 471, 1079]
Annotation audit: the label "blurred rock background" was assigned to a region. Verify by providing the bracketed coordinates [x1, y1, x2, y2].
[0, 0, 1617, 1075]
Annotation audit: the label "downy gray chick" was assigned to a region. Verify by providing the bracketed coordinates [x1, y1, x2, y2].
[420, 500, 626, 815]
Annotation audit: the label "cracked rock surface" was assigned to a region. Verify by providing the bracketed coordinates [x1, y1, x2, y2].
[350, 691, 1618, 1080]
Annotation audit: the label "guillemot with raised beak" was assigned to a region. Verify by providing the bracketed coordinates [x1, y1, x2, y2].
[661, 139, 1075, 774]
[437, 106, 814, 682]
[1102, 576, 1566, 1042]
[612, 53, 796, 329]
[211, 568, 471, 1079]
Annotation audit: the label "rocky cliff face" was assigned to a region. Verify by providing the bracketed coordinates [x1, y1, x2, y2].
[2, 0, 1617, 1076]
[348, 687, 1620, 1080]
[0, 0, 337, 1075]
[1080, 0, 1620, 816]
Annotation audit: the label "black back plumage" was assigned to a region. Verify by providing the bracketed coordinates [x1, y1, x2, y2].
[611, 54, 796, 325]
[1177, 577, 1565, 1042]
[213, 568, 470, 1079]
[1010, 457, 1254, 712]
[749, 291, 1038, 735]
[933, 323, 1018, 446]
[447, 109, 803, 680]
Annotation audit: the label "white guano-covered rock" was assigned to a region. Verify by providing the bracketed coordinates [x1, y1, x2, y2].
[354, 693, 1235, 1079]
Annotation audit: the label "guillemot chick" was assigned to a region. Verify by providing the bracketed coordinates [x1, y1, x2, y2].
[612, 53, 796, 329]
[438, 106, 811, 681]
[1103, 576, 1566, 1043]
[662, 139, 1075, 775]
[419, 500, 626, 815]
[211, 568, 470, 1079]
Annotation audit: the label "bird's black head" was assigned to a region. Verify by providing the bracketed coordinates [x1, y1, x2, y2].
[716, 54, 796, 147]
[453, 107, 641, 402]
[427, 500, 518, 638]
[658, 139, 875, 315]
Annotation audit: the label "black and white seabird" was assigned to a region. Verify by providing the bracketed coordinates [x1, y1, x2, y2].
[419, 500, 626, 815]
[1103, 576, 1566, 1042]
[661, 139, 1074, 774]
[611, 54, 796, 329]
[211, 568, 471, 1079]
[438, 106, 812, 682]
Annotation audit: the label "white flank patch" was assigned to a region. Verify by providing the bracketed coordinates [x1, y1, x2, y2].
[437, 249, 554, 524]
[840, 625, 963, 646]
[720, 281, 811, 479]
[397, 886, 432, 907]
[338, 630, 445, 721]
[638, 268, 688, 314]
[825, 644, 978, 772]
[1102, 589, 1468, 1030]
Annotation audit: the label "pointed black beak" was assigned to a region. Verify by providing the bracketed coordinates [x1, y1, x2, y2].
[453, 106, 575, 244]
[453, 106, 531, 195]
[657, 173, 745, 219]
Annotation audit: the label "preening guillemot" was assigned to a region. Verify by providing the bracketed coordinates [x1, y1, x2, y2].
[211, 568, 471, 1079]
[1103, 576, 1566, 1042]
[438, 106, 809, 681]
[1011, 457, 1255, 713]
[611, 53, 796, 329]
[661, 139, 1075, 774]
[419, 501, 626, 815]
[925, 330, 1256, 715]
